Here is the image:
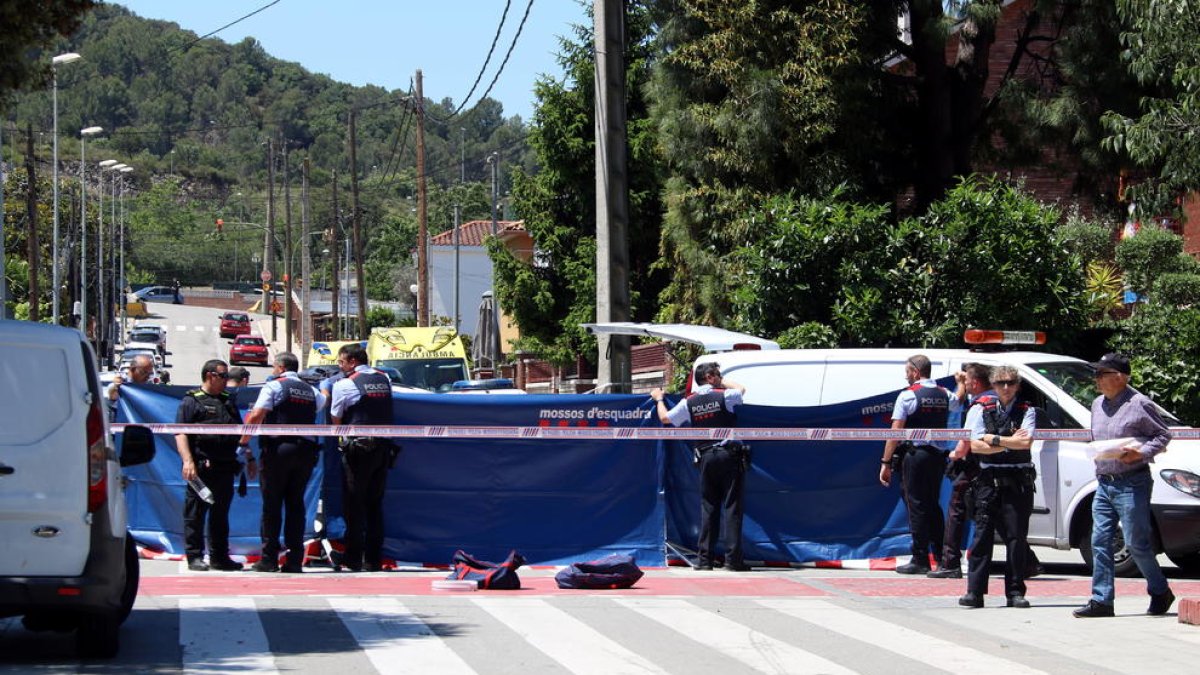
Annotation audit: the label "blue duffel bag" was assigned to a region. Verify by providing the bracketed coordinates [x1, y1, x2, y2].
[554, 553, 644, 589]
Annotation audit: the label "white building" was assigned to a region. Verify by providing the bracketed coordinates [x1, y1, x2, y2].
[427, 219, 529, 344]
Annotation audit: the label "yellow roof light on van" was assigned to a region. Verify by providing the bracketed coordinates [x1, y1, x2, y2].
[963, 329, 1047, 345]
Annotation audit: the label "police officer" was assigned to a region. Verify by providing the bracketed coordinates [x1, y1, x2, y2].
[175, 359, 247, 571]
[242, 352, 325, 573]
[329, 343, 396, 572]
[651, 363, 750, 571]
[880, 355, 960, 574]
[931, 362, 987, 578]
[958, 363, 1037, 609]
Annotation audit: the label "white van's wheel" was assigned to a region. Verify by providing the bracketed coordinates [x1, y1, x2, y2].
[118, 536, 139, 623]
[76, 612, 120, 658]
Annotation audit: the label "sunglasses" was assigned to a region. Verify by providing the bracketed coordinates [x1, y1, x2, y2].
[209, 371, 229, 379]
[993, 379, 1018, 387]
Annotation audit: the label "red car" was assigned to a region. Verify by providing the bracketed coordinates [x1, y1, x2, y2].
[229, 335, 269, 365]
[219, 311, 252, 339]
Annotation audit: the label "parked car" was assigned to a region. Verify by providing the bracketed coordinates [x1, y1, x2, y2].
[229, 335, 269, 366]
[131, 322, 167, 354]
[126, 329, 166, 357]
[0, 320, 156, 658]
[132, 285, 181, 304]
[218, 312, 252, 339]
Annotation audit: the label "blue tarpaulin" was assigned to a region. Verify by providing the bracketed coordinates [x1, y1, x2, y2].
[117, 385, 933, 566]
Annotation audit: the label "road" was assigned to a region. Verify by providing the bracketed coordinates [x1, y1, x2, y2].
[2, 549, 1198, 673]
[126, 299, 282, 387]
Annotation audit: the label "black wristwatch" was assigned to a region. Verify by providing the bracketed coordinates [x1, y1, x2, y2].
[990, 434, 1001, 447]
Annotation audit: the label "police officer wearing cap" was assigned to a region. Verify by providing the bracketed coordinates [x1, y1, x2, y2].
[880, 355, 961, 575]
[651, 363, 750, 571]
[329, 343, 396, 572]
[958, 363, 1037, 609]
[241, 352, 326, 573]
[175, 359, 246, 571]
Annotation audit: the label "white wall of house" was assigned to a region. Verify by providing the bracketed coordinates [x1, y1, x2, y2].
[428, 244, 493, 338]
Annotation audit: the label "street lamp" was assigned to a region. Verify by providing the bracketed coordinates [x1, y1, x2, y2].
[51, 52, 81, 324]
[79, 125, 103, 336]
[117, 166, 133, 339]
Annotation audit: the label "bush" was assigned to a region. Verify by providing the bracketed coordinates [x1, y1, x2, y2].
[776, 322, 839, 349]
[1106, 303, 1200, 425]
[1056, 211, 1116, 265]
[1151, 273, 1200, 306]
[1115, 227, 1185, 297]
[366, 306, 398, 330]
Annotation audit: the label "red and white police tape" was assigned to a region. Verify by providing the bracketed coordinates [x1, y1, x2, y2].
[109, 423, 1200, 442]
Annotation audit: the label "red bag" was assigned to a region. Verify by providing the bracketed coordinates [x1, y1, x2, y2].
[447, 550, 525, 590]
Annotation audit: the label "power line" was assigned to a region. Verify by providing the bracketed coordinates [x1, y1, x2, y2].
[446, 0, 513, 117]
[428, 0, 537, 125]
[168, 0, 284, 54]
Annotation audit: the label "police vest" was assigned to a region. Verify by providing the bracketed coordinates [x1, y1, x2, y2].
[185, 389, 240, 462]
[342, 369, 393, 426]
[686, 388, 737, 429]
[905, 383, 951, 431]
[979, 397, 1033, 466]
[264, 376, 319, 454]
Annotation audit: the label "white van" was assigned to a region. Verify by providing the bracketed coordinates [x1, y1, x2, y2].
[585, 323, 1200, 574]
[0, 321, 156, 658]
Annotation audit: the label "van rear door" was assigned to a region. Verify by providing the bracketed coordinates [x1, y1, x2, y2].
[0, 326, 93, 577]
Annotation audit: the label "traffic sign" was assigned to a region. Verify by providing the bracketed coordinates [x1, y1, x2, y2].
[262, 283, 271, 292]
[261, 269, 272, 282]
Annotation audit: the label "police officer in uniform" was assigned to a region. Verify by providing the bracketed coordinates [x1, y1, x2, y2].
[880, 355, 961, 574]
[175, 359, 247, 571]
[958, 363, 1037, 609]
[651, 363, 750, 571]
[242, 352, 325, 573]
[329, 343, 396, 572]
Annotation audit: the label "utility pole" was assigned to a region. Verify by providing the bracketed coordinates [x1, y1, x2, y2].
[415, 69, 429, 327]
[331, 170, 341, 339]
[301, 155, 312, 366]
[283, 142, 293, 352]
[594, 0, 632, 393]
[349, 107, 367, 338]
[266, 138, 276, 342]
[0, 119, 5, 319]
[24, 126, 40, 322]
[487, 152, 502, 372]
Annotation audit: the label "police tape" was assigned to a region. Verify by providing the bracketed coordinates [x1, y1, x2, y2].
[107, 423, 1200, 442]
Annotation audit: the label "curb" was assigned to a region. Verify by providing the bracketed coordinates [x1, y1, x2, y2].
[1180, 597, 1200, 626]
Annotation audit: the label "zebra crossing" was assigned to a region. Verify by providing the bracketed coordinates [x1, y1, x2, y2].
[5, 592, 1197, 673]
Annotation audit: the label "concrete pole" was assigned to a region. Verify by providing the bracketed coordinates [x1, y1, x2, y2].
[593, 0, 632, 393]
[415, 69, 429, 327]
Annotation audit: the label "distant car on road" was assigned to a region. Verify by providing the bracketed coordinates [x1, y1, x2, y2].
[132, 285, 181, 304]
[229, 335, 269, 366]
[218, 312, 252, 339]
[126, 328, 166, 356]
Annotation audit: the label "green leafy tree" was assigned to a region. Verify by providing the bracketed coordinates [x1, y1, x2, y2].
[1114, 227, 1193, 298]
[1102, 0, 1200, 214]
[493, 2, 664, 365]
[1106, 303, 1200, 425]
[0, 0, 94, 99]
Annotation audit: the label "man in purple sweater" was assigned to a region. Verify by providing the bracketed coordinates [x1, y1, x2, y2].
[1074, 353, 1175, 618]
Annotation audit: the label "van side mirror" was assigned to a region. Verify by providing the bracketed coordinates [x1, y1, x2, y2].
[118, 425, 157, 467]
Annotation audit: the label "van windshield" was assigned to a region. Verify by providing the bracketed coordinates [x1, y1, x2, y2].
[1030, 361, 1181, 425]
[375, 358, 468, 392]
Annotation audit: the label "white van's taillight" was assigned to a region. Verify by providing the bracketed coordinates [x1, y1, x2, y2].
[86, 402, 107, 512]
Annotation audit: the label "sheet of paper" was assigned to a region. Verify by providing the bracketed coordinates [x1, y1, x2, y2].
[1087, 436, 1140, 461]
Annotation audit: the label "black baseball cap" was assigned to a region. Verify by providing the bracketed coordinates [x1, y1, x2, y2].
[1089, 352, 1130, 375]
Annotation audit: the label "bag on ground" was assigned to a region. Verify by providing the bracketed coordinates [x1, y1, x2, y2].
[447, 549, 525, 590]
[554, 553, 644, 589]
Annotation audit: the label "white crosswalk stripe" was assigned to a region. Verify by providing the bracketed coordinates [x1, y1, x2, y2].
[757, 597, 1047, 674]
[615, 597, 855, 674]
[472, 597, 669, 674]
[179, 597, 277, 674]
[328, 596, 476, 675]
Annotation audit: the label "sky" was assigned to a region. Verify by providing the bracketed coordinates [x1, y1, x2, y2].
[115, 0, 590, 121]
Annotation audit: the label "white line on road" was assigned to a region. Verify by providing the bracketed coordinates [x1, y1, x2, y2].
[616, 597, 855, 675]
[179, 597, 277, 674]
[327, 596, 476, 675]
[175, 325, 187, 332]
[473, 597, 668, 675]
[757, 597, 1047, 675]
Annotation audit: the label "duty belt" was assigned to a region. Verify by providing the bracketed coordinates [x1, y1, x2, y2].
[979, 461, 1035, 470]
